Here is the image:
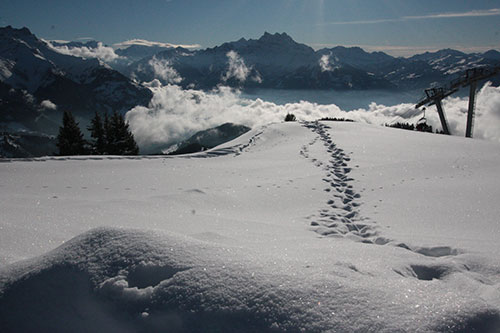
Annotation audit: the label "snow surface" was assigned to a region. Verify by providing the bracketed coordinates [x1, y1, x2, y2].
[1, 121, 500, 332]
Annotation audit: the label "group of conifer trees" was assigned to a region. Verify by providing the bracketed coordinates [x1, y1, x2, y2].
[56, 111, 139, 156]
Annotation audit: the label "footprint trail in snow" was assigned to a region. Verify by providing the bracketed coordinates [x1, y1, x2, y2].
[300, 121, 466, 260]
[301, 121, 379, 242]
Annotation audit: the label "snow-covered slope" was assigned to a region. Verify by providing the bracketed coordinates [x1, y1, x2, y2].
[381, 49, 500, 89]
[0, 122, 499, 331]
[0, 27, 101, 92]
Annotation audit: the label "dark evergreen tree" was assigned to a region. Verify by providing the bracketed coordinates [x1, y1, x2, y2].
[103, 112, 113, 154]
[87, 112, 106, 154]
[285, 113, 296, 122]
[56, 111, 87, 156]
[386, 122, 415, 131]
[107, 111, 139, 155]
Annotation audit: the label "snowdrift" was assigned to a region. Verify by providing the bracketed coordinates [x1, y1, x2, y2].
[1, 122, 499, 332]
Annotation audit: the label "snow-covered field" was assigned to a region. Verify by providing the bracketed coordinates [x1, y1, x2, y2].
[1, 121, 499, 332]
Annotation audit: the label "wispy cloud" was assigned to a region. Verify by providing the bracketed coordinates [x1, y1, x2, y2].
[114, 39, 201, 50]
[147, 56, 182, 84]
[405, 8, 500, 20]
[321, 8, 500, 25]
[318, 53, 341, 72]
[222, 51, 262, 83]
[222, 51, 250, 82]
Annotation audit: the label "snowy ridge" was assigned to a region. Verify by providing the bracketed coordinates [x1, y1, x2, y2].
[1, 122, 500, 331]
[185, 125, 267, 158]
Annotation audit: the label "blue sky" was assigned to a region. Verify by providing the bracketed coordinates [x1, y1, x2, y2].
[1, 0, 499, 56]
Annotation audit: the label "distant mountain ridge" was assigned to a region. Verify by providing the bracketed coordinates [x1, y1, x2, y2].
[122, 32, 499, 91]
[36, 29, 500, 92]
[128, 32, 395, 90]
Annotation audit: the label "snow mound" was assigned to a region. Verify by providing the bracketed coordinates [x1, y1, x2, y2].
[0, 226, 499, 332]
[0, 227, 364, 332]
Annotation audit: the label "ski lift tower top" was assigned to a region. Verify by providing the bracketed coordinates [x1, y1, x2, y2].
[415, 86, 457, 135]
[415, 64, 500, 138]
[449, 66, 500, 138]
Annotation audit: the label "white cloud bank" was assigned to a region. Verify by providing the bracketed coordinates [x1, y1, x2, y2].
[126, 82, 500, 153]
[47, 41, 122, 63]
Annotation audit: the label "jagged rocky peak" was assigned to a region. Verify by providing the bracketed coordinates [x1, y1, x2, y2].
[259, 31, 295, 44]
[0, 25, 33, 36]
[0, 25, 39, 45]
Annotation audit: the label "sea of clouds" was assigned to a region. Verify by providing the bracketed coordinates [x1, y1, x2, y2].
[126, 78, 500, 153]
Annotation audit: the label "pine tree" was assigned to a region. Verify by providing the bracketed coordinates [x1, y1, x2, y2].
[87, 112, 106, 154]
[103, 112, 112, 154]
[56, 111, 87, 156]
[107, 111, 139, 155]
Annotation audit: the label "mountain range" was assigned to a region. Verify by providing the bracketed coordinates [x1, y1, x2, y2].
[123, 32, 500, 90]
[46, 30, 500, 92]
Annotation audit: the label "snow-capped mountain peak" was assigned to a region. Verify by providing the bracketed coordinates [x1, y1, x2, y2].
[0, 26, 152, 141]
